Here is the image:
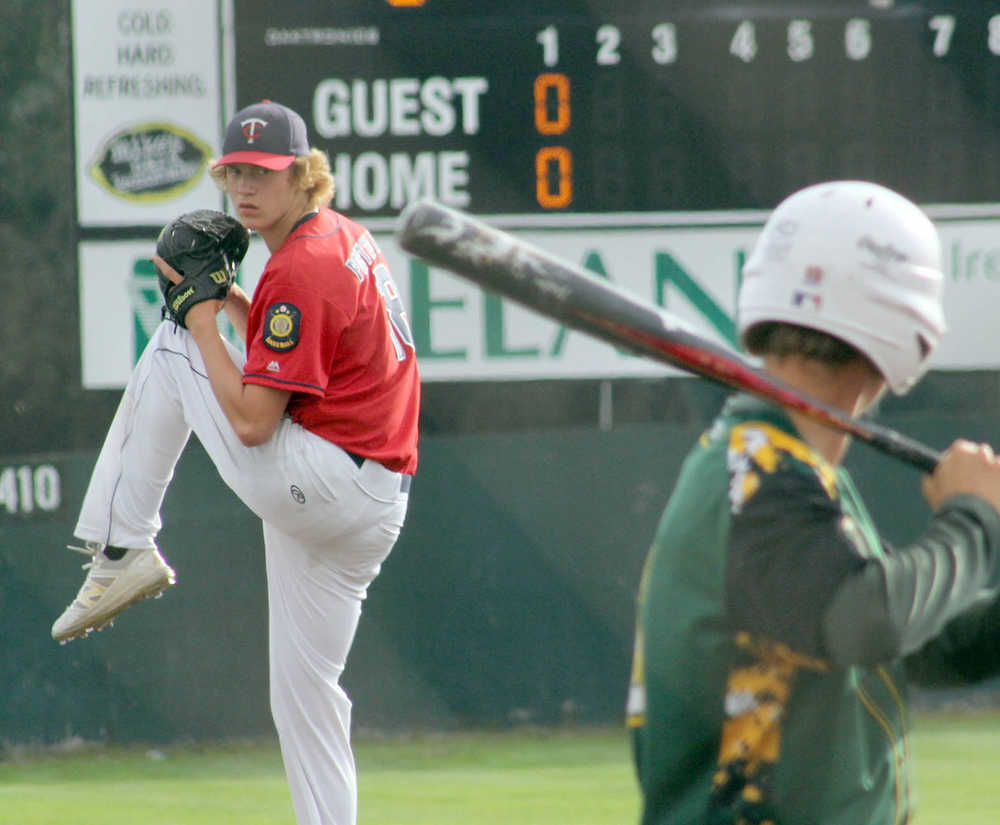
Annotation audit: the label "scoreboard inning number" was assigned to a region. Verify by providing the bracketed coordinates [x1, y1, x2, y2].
[537, 15, 1000, 67]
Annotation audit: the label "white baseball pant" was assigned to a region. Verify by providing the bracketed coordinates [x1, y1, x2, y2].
[74, 320, 410, 825]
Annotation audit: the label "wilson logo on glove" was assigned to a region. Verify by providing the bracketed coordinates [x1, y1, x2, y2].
[170, 287, 196, 314]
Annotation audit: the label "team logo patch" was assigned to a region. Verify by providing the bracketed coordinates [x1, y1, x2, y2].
[263, 302, 301, 351]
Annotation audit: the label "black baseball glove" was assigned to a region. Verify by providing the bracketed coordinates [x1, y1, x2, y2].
[155, 209, 250, 329]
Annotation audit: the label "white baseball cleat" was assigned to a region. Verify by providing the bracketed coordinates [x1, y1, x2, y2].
[52, 541, 177, 643]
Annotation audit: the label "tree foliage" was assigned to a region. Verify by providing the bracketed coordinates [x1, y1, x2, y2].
[0, 1, 120, 453]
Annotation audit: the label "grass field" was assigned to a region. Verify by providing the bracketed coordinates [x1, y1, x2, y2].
[1, 709, 999, 825]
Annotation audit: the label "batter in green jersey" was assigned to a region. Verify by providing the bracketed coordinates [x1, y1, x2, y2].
[628, 181, 1000, 825]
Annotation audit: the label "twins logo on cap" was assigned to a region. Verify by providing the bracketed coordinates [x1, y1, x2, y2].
[241, 118, 268, 144]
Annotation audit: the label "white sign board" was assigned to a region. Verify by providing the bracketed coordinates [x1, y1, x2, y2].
[78, 219, 1000, 389]
[71, 0, 224, 226]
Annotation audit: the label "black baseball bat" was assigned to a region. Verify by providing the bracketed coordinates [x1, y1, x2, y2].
[395, 198, 942, 473]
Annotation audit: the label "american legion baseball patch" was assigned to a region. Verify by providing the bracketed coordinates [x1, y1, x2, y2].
[263, 302, 301, 352]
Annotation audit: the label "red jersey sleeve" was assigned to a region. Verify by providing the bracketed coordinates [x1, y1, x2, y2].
[243, 253, 353, 396]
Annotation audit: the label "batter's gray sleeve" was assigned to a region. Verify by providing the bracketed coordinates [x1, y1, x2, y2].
[822, 495, 1000, 667]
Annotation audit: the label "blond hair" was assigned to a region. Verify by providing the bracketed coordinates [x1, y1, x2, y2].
[209, 148, 335, 210]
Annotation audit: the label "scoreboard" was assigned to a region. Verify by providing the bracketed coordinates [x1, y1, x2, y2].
[232, 0, 1000, 222]
[68, 0, 1000, 389]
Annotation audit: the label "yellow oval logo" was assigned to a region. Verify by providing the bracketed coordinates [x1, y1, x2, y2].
[88, 121, 211, 203]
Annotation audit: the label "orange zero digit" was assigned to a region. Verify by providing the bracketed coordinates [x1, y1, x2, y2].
[534, 73, 571, 135]
[536, 146, 573, 208]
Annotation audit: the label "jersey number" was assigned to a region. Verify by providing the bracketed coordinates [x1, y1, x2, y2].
[373, 263, 415, 361]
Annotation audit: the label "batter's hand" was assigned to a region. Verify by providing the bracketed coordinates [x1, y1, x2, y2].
[922, 439, 1000, 514]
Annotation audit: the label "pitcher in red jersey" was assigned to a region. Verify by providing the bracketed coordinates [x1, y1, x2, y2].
[53, 100, 420, 825]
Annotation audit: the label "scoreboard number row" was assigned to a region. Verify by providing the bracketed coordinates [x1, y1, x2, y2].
[536, 15, 1000, 68]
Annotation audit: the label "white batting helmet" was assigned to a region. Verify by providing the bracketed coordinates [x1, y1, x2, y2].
[738, 180, 946, 395]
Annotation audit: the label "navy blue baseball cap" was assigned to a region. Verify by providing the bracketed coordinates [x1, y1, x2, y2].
[214, 100, 309, 170]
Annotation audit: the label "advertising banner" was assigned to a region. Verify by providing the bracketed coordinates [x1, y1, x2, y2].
[71, 0, 224, 226]
[78, 220, 1000, 388]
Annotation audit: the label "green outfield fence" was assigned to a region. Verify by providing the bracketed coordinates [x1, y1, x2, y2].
[4, 374, 1000, 746]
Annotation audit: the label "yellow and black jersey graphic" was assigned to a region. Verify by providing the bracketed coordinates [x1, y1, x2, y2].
[625, 627, 645, 729]
[709, 633, 827, 825]
[726, 421, 837, 515]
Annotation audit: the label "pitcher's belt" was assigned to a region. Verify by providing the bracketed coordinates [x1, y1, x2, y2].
[346, 451, 412, 494]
